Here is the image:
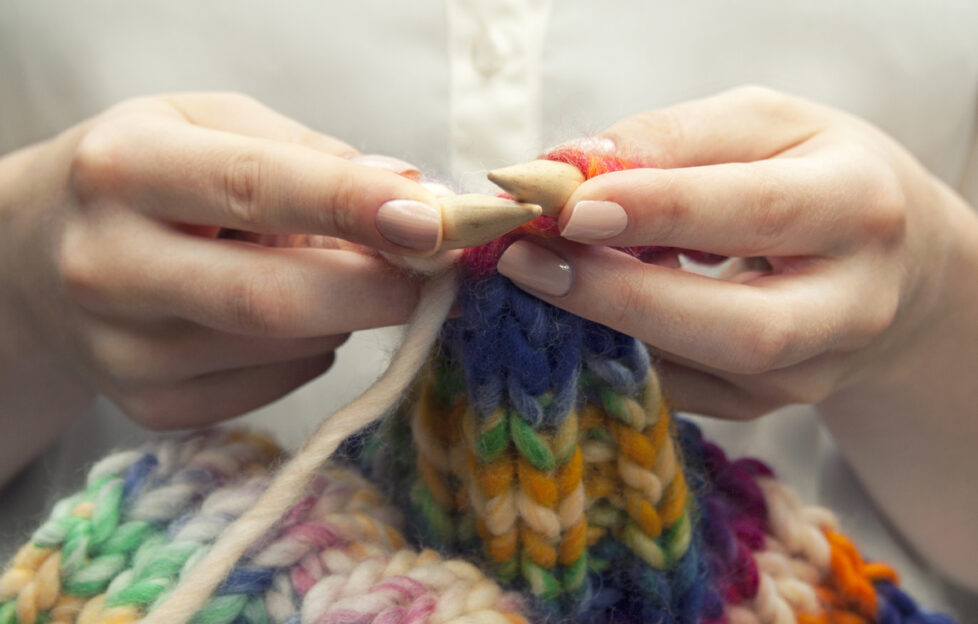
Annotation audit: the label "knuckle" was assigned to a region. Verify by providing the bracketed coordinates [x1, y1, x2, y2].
[56, 225, 101, 302]
[88, 336, 139, 381]
[757, 373, 833, 406]
[223, 150, 267, 227]
[227, 268, 297, 336]
[70, 122, 132, 203]
[734, 308, 797, 374]
[609, 270, 654, 332]
[731, 84, 781, 103]
[641, 173, 688, 243]
[215, 91, 262, 109]
[632, 109, 686, 162]
[85, 331, 169, 385]
[855, 291, 899, 346]
[750, 171, 793, 248]
[120, 388, 186, 431]
[863, 170, 908, 244]
[728, 85, 818, 125]
[318, 168, 359, 240]
[731, 84, 794, 113]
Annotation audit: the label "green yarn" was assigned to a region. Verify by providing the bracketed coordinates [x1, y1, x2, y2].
[32, 493, 84, 547]
[239, 597, 270, 624]
[562, 555, 588, 591]
[410, 482, 456, 546]
[588, 502, 624, 529]
[521, 555, 561, 599]
[509, 413, 554, 471]
[189, 594, 249, 624]
[599, 387, 644, 429]
[493, 557, 520, 582]
[109, 577, 172, 608]
[663, 510, 692, 565]
[0, 601, 16, 624]
[62, 553, 127, 595]
[138, 542, 200, 582]
[622, 522, 666, 568]
[91, 478, 124, 549]
[101, 522, 156, 557]
[475, 416, 509, 462]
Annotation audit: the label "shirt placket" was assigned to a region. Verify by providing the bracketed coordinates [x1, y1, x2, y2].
[446, 0, 552, 191]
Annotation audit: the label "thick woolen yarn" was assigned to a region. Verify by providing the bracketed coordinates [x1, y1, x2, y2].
[0, 149, 958, 624]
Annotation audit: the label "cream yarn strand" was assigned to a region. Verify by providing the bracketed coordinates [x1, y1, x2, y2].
[139, 269, 458, 624]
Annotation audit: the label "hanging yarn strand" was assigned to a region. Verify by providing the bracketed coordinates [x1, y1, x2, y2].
[137, 270, 458, 624]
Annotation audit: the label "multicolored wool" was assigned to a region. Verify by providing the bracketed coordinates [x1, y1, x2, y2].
[0, 150, 958, 624]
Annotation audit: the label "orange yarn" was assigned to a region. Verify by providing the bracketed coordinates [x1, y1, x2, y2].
[796, 529, 901, 623]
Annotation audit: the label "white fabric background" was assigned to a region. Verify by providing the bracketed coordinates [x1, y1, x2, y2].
[1, 1, 976, 619]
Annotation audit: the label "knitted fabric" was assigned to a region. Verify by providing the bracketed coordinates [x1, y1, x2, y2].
[0, 149, 958, 624]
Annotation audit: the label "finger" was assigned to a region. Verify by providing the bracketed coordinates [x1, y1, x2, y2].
[598, 85, 830, 169]
[61, 210, 423, 337]
[74, 115, 441, 253]
[496, 240, 878, 374]
[561, 149, 877, 256]
[119, 352, 336, 430]
[652, 358, 776, 420]
[83, 315, 349, 383]
[647, 344, 849, 411]
[163, 92, 358, 156]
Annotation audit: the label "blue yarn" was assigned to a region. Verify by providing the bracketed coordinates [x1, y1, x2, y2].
[875, 581, 958, 624]
[123, 453, 159, 501]
[453, 271, 588, 427]
[216, 566, 275, 595]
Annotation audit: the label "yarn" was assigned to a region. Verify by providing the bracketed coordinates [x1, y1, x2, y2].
[0, 148, 958, 624]
[140, 270, 458, 624]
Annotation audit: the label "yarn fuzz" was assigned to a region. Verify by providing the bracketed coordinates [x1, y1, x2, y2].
[0, 148, 959, 624]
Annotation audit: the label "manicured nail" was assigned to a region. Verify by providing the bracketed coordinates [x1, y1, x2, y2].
[352, 154, 422, 180]
[497, 240, 572, 297]
[376, 199, 440, 251]
[561, 200, 627, 242]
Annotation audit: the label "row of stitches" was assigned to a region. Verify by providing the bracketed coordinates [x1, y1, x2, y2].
[698, 437, 946, 624]
[0, 430, 279, 624]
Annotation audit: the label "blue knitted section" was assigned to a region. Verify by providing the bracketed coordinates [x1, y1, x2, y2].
[875, 581, 959, 624]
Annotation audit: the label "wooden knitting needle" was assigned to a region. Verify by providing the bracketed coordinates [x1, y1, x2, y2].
[487, 160, 585, 217]
[438, 194, 542, 249]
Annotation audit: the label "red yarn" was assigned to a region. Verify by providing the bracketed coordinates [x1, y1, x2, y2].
[545, 145, 638, 177]
[460, 147, 726, 277]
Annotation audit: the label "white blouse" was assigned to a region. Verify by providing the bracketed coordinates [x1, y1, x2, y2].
[1, 1, 976, 618]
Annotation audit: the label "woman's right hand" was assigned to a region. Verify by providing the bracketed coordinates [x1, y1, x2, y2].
[0, 92, 443, 430]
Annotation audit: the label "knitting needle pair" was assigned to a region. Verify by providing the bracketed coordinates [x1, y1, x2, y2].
[440, 159, 584, 249]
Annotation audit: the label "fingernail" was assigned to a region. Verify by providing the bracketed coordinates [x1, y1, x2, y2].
[376, 199, 440, 251]
[561, 200, 627, 241]
[497, 240, 572, 297]
[352, 154, 422, 180]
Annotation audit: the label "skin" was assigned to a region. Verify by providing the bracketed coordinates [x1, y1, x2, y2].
[497, 86, 978, 590]
[0, 93, 437, 482]
[1, 87, 975, 590]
